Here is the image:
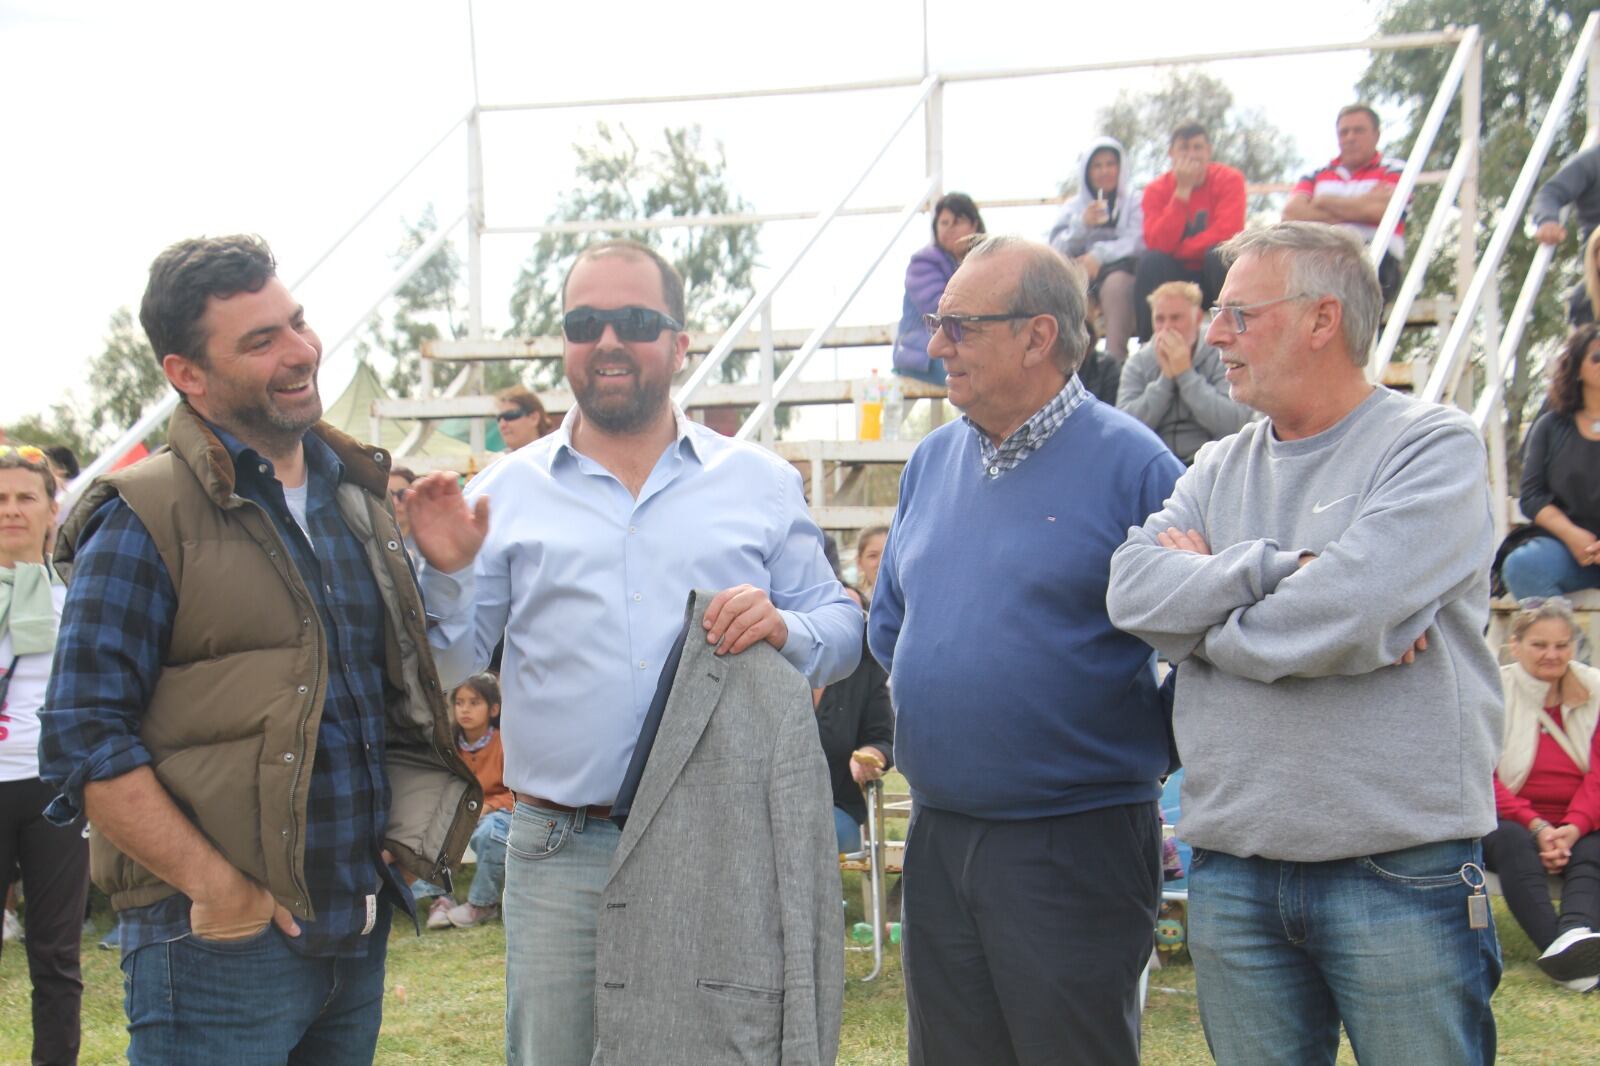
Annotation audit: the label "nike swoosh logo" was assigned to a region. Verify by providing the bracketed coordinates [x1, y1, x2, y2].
[1311, 493, 1358, 514]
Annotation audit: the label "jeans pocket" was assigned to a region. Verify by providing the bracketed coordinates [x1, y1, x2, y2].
[1187, 846, 1212, 870]
[507, 807, 567, 861]
[1356, 840, 1475, 888]
[183, 921, 278, 954]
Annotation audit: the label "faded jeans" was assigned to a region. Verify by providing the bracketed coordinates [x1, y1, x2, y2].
[503, 799, 621, 1066]
[1187, 839, 1501, 1066]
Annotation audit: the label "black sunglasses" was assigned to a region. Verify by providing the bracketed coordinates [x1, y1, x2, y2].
[923, 311, 1043, 344]
[563, 306, 683, 344]
[496, 408, 531, 423]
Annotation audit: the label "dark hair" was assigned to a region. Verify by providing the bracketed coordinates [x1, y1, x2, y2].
[451, 672, 502, 738]
[140, 235, 277, 372]
[389, 466, 417, 484]
[43, 445, 80, 480]
[1169, 122, 1209, 147]
[496, 385, 547, 418]
[0, 444, 57, 499]
[562, 239, 685, 325]
[1548, 323, 1600, 416]
[1336, 104, 1380, 131]
[931, 192, 986, 244]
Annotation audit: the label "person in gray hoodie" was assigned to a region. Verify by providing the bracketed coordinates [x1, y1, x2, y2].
[1048, 136, 1143, 361]
[1108, 223, 1503, 1066]
[1532, 144, 1600, 325]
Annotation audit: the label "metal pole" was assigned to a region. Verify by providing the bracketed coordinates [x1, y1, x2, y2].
[758, 303, 776, 445]
[1457, 33, 1481, 322]
[466, 107, 486, 451]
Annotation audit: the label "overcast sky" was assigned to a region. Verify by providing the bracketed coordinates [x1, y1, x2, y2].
[1, 0, 1400, 429]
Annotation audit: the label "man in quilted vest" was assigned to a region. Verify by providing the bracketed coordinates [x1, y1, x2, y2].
[39, 235, 482, 1066]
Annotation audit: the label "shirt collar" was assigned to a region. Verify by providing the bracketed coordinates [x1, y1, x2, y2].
[203, 418, 343, 489]
[963, 374, 1088, 474]
[1329, 151, 1383, 175]
[546, 403, 704, 473]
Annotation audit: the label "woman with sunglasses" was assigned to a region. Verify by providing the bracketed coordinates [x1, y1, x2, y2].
[1501, 323, 1600, 599]
[0, 444, 90, 1064]
[1483, 597, 1600, 990]
[495, 385, 554, 452]
[891, 192, 986, 385]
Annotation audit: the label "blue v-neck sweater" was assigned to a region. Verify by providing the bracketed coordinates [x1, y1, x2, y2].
[868, 399, 1185, 820]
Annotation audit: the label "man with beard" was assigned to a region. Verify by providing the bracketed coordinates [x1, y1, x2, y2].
[38, 234, 481, 1064]
[411, 238, 861, 1065]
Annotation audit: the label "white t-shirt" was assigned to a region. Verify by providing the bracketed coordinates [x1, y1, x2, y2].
[0, 583, 67, 782]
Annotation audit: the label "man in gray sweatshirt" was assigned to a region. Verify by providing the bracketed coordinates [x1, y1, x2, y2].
[1108, 222, 1503, 1065]
[1117, 280, 1255, 463]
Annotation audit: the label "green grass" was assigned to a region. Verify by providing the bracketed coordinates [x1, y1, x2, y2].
[4, 894, 1596, 1064]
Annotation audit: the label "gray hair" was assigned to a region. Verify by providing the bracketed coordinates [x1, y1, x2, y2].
[1217, 222, 1382, 366]
[963, 234, 1090, 375]
[1509, 597, 1579, 645]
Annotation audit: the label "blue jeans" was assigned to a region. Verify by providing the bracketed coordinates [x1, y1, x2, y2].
[1187, 840, 1500, 1066]
[1501, 534, 1600, 599]
[467, 809, 513, 907]
[121, 904, 391, 1066]
[834, 806, 862, 853]
[503, 800, 621, 1066]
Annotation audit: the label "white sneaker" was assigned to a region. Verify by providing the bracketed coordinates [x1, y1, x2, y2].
[2, 909, 21, 943]
[425, 896, 457, 930]
[1556, 973, 1599, 992]
[1537, 927, 1600, 983]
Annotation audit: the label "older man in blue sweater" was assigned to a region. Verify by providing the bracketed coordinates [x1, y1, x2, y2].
[868, 235, 1184, 1066]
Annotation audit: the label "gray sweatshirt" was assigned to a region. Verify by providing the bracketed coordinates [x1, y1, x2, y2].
[1107, 388, 1502, 861]
[1117, 338, 1256, 463]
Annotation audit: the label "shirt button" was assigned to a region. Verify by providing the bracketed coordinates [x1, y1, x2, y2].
[629, 526, 638, 534]
[283, 752, 295, 763]
[639, 660, 648, 670]
[297, 685, 309, 694]
[258, 463, 269, 475]
[387, 540, 400, 551]
[281, 827, 290, 837]
[988, 466, 1000, 477]
[633, 593, 642, 602]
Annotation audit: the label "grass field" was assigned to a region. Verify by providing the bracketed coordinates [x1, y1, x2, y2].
[2, 888, 1597, 1064]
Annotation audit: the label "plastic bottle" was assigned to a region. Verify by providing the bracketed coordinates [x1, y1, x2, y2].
[881, 376, 904, 441]
[850, 921, 902, 944]
[858, 369, 884, 441]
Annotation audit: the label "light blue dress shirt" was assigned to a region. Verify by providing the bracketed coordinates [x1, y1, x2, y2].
[422, 408, 862, 807]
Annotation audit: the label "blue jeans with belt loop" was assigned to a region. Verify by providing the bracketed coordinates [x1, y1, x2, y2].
[1186, 838, 1501, 1066]
[503, 799, 622, 1066]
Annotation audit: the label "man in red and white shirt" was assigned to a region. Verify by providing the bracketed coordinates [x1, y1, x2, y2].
[1284, 104, 1408, 301]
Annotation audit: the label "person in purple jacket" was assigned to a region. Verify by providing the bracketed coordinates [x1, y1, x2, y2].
[893, 192, 986, 384]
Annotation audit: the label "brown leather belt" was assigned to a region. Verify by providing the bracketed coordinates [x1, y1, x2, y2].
[514, 792, 612, 820]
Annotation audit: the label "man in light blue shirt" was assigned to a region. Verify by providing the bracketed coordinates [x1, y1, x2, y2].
[412, 238, 861, 1066]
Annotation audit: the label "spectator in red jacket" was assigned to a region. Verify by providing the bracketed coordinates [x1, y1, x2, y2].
[1132, 122, 1245, 341]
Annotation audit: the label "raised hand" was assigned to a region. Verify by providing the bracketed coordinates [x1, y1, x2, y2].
[405, 471, 490, 573]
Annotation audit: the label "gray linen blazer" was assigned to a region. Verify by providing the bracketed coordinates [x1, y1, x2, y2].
[592, 591, 845, 1065]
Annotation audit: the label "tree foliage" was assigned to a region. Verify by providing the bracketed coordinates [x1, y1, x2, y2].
[1095, 69, 1301, 212]
[508, 123, 760, 386]
[1358, 0, 1593, 466]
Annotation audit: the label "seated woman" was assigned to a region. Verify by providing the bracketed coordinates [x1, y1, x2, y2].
[813, 597, 894, 853]
[1048, 136, 1144, 362]
[1501, 324, 1600, 598]
[892, 192, 986, 384]
[1483, 598, 1600, 990]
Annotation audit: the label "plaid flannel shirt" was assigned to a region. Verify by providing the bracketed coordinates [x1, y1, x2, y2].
[40, 425, 408, 958]
[965, 374, 1090, 478]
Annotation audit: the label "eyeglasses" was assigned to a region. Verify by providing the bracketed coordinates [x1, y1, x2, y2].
[496, 408, 532, 423]
[562, 306, 683, 344]
[0, 445, 48, 467]
[1208, 294, 1316, 335]
[922, 311, 1044, 344]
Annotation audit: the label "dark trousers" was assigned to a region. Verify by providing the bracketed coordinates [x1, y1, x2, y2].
[0, 776, 91, 1066]
[1482, 818, 1600, 950]
[1133, 249, 1230, 340]
[901, 801, 1159, 1066]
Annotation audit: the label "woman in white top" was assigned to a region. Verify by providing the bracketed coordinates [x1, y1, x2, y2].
[0, 443, 89, 1064]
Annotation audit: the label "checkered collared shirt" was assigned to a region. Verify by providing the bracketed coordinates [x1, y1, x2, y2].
[40, 424, 407, 958]
[965, 374, 1091, 478]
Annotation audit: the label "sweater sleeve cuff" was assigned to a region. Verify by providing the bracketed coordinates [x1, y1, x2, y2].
[1565, 813, 1595, 836]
